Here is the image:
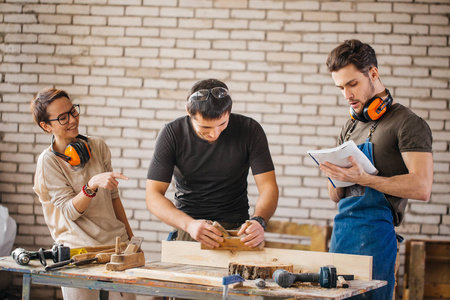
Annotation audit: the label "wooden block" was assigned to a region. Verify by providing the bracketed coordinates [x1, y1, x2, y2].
[229, 261, 293, 280]
[200, 229, 264, 251]
[212, 221, 230, 237]
[106, 252, 145, 271]
[162, 241, 372, 280]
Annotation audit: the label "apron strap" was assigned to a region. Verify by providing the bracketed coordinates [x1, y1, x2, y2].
[344, 120, 381, 142]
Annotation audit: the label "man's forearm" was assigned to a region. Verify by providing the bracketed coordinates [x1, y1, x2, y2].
[253, 187, 278, 222]
[146, 193, 194, 231]
[327, 173, 430, 202]
[327, 182, 345, 203]
[323, 152, 432, 202]
[253, 171, 279, 222]
[358, 172, 431, 201]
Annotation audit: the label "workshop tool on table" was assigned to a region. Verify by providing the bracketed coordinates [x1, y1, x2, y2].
[11, 243, 70, 266]
[338, 275, 350, 288]
[273, 265, 339, 288]
[273, 266, 355, 289]
[254, 278, 266, 288]
[115, 236, 122, 254]
[222, 274, 245, 300]
[11, 242, 128, 267]
[106, 236, 145, 271]
[201, 221, 264, 251]
[70, 242, 128, 256]
[44, 250, 115, 271]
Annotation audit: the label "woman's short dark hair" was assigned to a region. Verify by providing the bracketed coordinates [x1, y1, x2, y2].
[326, 39, 378, 77]
[186, 78, 232, 120]
[30, 87, 70, 132]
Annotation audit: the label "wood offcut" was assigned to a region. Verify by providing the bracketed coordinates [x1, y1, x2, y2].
[229, 261, 293, 280]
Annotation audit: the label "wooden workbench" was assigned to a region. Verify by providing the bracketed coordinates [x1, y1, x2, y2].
[0, 256, 386, 299]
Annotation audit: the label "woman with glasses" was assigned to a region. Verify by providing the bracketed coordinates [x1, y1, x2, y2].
[146, 78, 279, 249]
[30, 87, 134, 300]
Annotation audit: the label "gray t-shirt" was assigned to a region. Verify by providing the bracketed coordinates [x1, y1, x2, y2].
[338, 103, 433, 225]
[147, 113, 275, 223]
[34, 136, 128, 247]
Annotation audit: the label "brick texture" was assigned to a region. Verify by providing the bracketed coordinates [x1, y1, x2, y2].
[0, 1, 449, 299]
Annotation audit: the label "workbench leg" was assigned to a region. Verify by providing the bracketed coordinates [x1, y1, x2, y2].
[408, 241, 425, 300]
[22, 274, 31, 300]
[99, 289, 109, 300]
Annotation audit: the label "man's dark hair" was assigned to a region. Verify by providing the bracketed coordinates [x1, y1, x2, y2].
[186, 78, 232, 120]
[326, 39, 378, 76]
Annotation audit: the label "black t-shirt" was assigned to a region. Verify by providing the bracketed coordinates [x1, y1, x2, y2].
[147, 113, 275, 223]
[338, 103, 433, 225]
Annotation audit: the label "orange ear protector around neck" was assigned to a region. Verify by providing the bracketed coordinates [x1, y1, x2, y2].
[51, 135, 91, 169]
[350, 89, 393, 123]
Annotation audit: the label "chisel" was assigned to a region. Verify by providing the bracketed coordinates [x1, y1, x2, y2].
[45, 252, 113, 271]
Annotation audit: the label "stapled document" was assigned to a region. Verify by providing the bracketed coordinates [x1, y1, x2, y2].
[307, 140, 378, 188]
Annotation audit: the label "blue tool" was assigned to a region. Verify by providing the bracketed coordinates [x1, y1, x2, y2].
[273, 265, 338, 288]
[254, 278, 266, 288]
[222, 274, 244, 299]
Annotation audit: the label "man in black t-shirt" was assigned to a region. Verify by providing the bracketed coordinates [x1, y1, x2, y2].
[146, 78, 279, 248]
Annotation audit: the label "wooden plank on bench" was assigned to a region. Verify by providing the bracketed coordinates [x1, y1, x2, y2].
[161, 241, 372, 280]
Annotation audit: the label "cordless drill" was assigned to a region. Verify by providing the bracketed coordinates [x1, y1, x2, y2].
[273, 265, 338, 288]
[11, 243, 71, 266]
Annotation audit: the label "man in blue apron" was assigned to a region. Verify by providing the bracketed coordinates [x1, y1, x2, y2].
[320, 40, 433, 299]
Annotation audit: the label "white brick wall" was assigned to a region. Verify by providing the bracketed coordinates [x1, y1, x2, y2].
[1, 0, 449, 298]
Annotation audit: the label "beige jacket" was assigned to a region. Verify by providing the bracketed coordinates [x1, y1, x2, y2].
[34, 136, 127, 248]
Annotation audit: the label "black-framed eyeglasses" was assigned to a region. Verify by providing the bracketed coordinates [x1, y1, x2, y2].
[48, 104, 80, 125]
[188, 87, 229, 102]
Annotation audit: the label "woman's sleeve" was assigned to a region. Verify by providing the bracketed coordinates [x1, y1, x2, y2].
[36, 153, 83, 221]
[97, 137, 119, 200]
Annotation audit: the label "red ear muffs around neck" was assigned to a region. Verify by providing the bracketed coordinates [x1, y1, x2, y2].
[350, 89, 393, 123]
[52, 135, 91, 168]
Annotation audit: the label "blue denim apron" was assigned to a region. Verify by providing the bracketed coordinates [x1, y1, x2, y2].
[329, 137, 397, 300]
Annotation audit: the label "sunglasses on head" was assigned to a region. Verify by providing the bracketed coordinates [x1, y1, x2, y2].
[188, 87, 229, 102]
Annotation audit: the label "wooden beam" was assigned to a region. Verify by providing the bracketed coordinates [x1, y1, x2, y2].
[408, 241, 425, 300]
[161, 241, 372, 280]
[128, 262, 228, 287]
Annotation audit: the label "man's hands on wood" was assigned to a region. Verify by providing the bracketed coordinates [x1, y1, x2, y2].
[186, 219, 224, 248]
[238, 220, 265, 248]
